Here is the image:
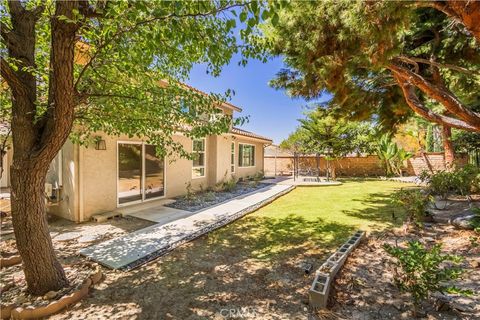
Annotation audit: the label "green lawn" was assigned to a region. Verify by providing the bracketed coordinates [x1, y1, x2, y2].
[208, 179, 412, 260]
[58, 179, 414, 319]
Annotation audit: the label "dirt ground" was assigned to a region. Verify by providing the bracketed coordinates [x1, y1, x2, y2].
[1, 195, 479, 319]
[330, 226, 480, 320]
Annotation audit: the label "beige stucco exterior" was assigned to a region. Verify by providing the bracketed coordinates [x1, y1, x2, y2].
[45, 130, 268, 222]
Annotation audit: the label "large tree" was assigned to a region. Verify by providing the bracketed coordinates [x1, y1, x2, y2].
[0, 0, 278, 295]
[281, 108, 375, 179]
[265, 0, 480, 165]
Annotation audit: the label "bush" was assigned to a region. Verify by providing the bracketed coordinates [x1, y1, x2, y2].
[471, 207, 480, 233]
[223, 176, 238, 192]
[392, 189, 432, 227]
[253, 170, 264, 182]
[384, 241, 471, 315]
[420, 165, 480, 201]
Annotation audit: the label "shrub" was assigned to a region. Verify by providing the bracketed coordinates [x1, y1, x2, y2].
[384, 241, 471, 315]
[420, 165, 480, 201]
[419, 170, 455, 200]
[204, 191, 216, 202]
[253, 170, 264, 182]
[223, 176, 238, 192]
[471, 207, 480, 233]
[392, 189, 432, 227]
[185, 182, 196, 202]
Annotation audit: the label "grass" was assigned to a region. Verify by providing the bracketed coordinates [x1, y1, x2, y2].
[208, 179, 412, 261]
[56, 179, 415, 319]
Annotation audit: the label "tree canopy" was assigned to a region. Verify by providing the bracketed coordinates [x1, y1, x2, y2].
[281, 108, 376, 158]
[265, 0, 480, 132]
[0, 0, 282, 295]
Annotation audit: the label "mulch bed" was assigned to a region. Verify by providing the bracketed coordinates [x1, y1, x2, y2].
[1, 264, 95, 309]
[165, 182, 270, 212]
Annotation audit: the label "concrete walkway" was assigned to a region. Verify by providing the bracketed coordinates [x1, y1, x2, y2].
[80, 184, 293, 270]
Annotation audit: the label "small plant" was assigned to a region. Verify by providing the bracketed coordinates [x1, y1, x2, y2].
[223, 176, 238, 192]
[253, 170, 264, 182]
[204, 191, 216, 202]
[185, 182, 196, 202]
[392, 189, 432, 228]
[384, 241, 472, 316]
[471, 207, 480, 233]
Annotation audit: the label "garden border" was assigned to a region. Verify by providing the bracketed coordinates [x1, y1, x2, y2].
[309, 230, 365, 309]
[1, 270, 103, 320]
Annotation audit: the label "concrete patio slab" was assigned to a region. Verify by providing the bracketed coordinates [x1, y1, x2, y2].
[262, 176, 342, 186]
[80, 184, 294, 270]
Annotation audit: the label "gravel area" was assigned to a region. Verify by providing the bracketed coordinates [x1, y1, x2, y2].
[165, 182, 271, 212]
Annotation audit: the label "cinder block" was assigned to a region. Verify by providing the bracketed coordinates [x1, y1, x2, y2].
[316, 260, 337, 277]
[309, 274, 331, 309]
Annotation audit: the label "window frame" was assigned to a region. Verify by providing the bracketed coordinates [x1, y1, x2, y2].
[231, 142, 235, 173]
[192, 138, 206, 178]
[238, 143, 256, 168]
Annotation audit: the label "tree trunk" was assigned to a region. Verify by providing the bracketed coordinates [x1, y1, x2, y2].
[427, 1, 480, 44]
[2, 1, 79, 295]
[10, 162, 68, 294]
[442, 125, 455, 171]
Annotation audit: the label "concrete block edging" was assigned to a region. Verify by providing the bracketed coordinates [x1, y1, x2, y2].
[310, 230, 365, 309]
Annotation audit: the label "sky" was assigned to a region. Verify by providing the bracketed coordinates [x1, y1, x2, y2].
[188, 55, 330, 145]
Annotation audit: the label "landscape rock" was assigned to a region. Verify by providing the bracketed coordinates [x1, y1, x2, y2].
[452, 214, 476, 230]
[44, 290, 58, 300]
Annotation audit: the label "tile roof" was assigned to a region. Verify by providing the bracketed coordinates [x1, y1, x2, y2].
[231, 127, 272, 143]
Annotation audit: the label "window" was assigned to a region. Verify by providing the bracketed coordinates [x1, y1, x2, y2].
[192, 139, 206, 178]
[238, 144, 255, 167]
[231, 142, 235, 173]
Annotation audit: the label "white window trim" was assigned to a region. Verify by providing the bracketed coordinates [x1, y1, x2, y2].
[116, 141, 167, 207]
[192, 138, 206, 179]
[231, 142, 235, 173]
[238, 143, 256, 168]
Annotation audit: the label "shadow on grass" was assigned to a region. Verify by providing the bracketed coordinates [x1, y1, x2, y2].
[342, 192, 403, 228]
[53, 183, 410, 319]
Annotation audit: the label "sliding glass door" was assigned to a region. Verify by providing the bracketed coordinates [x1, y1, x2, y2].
[117, 142, 165, 205]
[144, 144, 165, 200]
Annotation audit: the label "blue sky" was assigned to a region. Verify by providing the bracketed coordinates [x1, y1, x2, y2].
[188, 56, 329, 144]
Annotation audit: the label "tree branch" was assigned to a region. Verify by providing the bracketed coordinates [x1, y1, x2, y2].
[0, 56, 25, 94]
[393, 73, 478, 132]
[416, 1, 480, 43]
[74, 2, 246, 90]
[396, 55, 476, 76]
[389, 61, 480, 129]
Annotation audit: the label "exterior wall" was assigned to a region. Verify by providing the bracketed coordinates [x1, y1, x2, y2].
[234, 137, 265, 179]
[264, 153, 469, 177]
[0, 147, 13, 188]
[45, 129, 268, 222]
[406, 152, 469, 175]
[47, 140, 79, 222]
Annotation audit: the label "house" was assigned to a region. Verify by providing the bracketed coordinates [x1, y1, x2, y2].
[6, 95, 269, 222]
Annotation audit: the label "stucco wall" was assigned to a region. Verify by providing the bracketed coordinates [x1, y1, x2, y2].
[234, 137, 265, 179]
[47, 140, 79, 222]
[47, 132, 267, 222]
[0, 147, 13, 188]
